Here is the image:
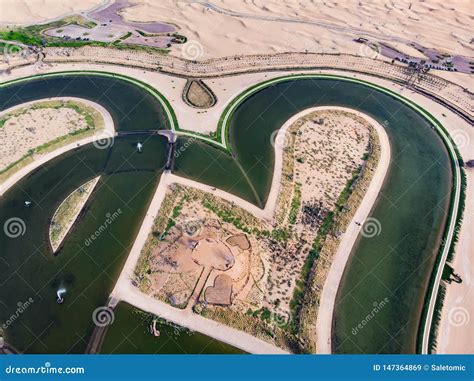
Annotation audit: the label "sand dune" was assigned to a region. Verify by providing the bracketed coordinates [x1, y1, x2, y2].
[116, 0, 473, 59]
[0, 0, 103, 25]
[1, 1, 471, 60]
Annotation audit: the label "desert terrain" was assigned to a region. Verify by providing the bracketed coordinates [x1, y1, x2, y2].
[0, 99, 102, 174]
[133, 109, 378, 351]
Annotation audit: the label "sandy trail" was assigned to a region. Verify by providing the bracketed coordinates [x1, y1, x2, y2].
[1, 62, 471, 353]
[112, 282, 287, 354]
[111, 106, 389, 353]
[315, 110, 391, 353]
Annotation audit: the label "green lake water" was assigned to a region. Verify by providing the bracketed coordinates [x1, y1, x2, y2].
[0, 74, 452, 354]
[100, 302, 243, 354]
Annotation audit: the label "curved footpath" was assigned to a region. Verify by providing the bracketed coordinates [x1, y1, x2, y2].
[0, 97, 115, 196]
[315, 109, 391, 353]
[0, 68, 465, 354]
[110, 171, 286, 354]
[111, 106, 389, 354]
[214, 72, 463, 354]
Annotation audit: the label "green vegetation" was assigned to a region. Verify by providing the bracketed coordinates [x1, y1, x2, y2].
[0, 42, 23, 54]
[0, 16, 169, 54]
[288, 183, 301, 225]
[0, 16, 96, 46]
[289, 212, 332, 332]
[159, 196, 188, 239]
[170, 33, 187, 44]
[119, 32, 132, 41]
[0, 29, 42, 46]
[248, 307, 272, 322]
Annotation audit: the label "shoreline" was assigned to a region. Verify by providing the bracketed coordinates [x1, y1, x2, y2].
[0, 64, 470, 354]
[110, 107, 389, 354]
[315, 110, 391, 353]
[0, 96, 114, 196]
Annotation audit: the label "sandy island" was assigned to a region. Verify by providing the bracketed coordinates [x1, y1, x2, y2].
[110, 106, 388, 353]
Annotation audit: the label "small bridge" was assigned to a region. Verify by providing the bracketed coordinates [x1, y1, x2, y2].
[157, 130, 177, 143]
[157, 130, 177, 171]
[116, 129, 160, 136]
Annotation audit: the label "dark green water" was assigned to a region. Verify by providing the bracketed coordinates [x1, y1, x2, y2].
[0, 137, 167, 353]
[1, 75, 168, 132]
[100, 302, 243, 354]
[218, 78, 452, 353]
[0, 75, 452, 354]
[0, 75, 171, 353]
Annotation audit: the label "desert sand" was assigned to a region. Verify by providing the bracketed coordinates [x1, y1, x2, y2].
[0, 100, 95, 171]
[0, 95, 114, 195]
[0, 0, 103, 25]
[120, 0, 472, 59]
[1, 0, 471, 61]
[0, 27, 474, 351]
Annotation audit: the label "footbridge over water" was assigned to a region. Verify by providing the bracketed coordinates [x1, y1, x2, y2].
[157, 130, 177, 171]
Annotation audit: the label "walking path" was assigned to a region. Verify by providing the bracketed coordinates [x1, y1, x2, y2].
[111, 106, 389, 354]
[0, 67, 468, 353]
[185, 268, 211, 313]
[315, 110, 391, 353]
[112, 283, 287, 354]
